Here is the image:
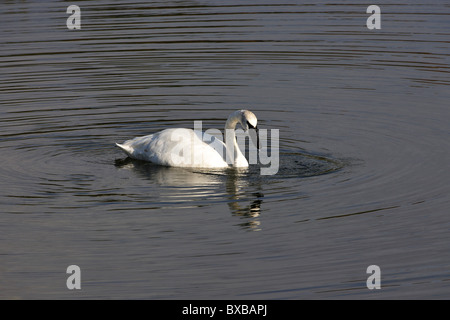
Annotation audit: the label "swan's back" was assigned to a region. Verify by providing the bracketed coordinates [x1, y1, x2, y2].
[116, 128, 228, 168]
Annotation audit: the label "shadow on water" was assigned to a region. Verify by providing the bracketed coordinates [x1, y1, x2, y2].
[114, 151, 343, 231]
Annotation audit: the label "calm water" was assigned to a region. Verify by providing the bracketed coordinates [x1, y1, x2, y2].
[1, 1, 450, 299]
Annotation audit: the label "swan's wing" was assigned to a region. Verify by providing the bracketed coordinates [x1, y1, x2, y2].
[168, 129, 228, 167]
[194, 130, 226, 154]
[117, 129, 228, 168]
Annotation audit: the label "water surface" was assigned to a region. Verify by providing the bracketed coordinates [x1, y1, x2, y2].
[1, 1, 450, 299]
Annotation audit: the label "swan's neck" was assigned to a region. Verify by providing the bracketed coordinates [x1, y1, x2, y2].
[224, 112, 248, 167]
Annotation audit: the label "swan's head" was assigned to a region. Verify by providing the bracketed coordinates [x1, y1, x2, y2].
[239, 110, 258, 132]
[239, 110, 260, 149]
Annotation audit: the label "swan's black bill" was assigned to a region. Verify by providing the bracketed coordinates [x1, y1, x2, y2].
[255, 126, 260, 149]
[249, 127, 260, 149]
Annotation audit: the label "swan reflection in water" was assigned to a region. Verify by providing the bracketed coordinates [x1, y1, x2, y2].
[225, 169, 263, 231]
[115, 157, 264, 231]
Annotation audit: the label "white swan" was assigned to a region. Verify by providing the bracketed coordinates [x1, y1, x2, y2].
[116, 110, 258, 168]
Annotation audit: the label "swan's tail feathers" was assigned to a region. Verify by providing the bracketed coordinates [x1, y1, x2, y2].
[115, 143, 133, 157]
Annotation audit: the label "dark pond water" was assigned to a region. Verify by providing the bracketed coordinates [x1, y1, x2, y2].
[1, 1, 449, 299]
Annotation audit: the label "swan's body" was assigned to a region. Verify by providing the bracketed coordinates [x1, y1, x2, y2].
[116, 110, 258, 168]
[116, 128, 230, 168]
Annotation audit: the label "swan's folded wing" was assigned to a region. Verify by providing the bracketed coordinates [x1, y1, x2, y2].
[116, 129, 228, 168]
